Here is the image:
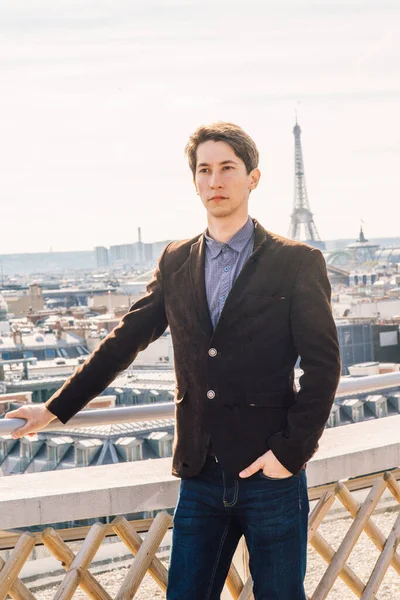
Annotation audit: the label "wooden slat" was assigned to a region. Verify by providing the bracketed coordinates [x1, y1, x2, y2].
[111, 516, 169, 592]
[0, 518, 159, 551]
[307, 467, 400, 501]
[41, 527, 112, 600]
[54, 569, 81, 600]
[115, 511, 172, 600]
[239, 541, 254, 600]
[237, 576, 254, 600]
[385, 471, 400, 504]
[225, 563, 245, 599]
[336, 480, 400, 575]
[0, 533, 35, 600]
[0, 557, 35, 600]
[310, 531, 365, 597]
[312, 477, 387, 599]
[361, 511, 400, 600]
[54, 522, 106, 600]
[308, 491, 336, 542]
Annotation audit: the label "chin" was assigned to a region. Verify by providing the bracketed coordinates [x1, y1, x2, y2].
[208, 207, 234, 218]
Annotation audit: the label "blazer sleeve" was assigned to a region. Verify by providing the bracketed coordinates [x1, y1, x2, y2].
[45, 244, 170, 424]
[267, 248, 341, 475]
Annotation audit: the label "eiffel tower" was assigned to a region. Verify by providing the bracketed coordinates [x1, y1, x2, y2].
[288, 120, 325, 250]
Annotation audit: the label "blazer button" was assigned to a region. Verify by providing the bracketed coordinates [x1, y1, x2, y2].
[208, 348, 217, 357]
[207, 390, 216, 399]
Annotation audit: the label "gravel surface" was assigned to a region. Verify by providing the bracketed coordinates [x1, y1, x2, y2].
[32, 505, 400, 599]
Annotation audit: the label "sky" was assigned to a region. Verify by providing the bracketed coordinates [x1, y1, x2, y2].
[0, 0, 399, 253]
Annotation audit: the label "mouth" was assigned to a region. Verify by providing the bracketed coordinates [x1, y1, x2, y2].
[209, 196, 228, 201]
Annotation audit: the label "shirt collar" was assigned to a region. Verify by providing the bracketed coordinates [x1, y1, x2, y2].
[204, 216, 255, 259]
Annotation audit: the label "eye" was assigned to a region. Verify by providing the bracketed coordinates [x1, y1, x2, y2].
[223, 165, 233, 170]
[199, 168, 208, 173]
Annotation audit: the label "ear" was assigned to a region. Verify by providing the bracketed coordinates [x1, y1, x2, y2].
[193, 179, 199, 195]
[249, 168, 261, 191]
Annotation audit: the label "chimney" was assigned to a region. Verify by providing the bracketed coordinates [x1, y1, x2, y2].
[12, 329, 22, 346]
[29, 283, 42, 298]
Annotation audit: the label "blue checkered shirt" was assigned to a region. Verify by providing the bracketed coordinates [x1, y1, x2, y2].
[204, 216, 255, 329]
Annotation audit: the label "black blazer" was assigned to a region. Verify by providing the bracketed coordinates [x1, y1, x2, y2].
[46, 219, 341, 478]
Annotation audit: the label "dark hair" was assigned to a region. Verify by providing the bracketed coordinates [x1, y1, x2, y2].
[185, 121, 259, 177]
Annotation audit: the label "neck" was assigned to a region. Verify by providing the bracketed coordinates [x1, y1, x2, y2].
[206, 211, 250, 244]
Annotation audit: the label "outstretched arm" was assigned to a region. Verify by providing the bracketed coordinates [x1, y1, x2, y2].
[6, 245, 170, 436]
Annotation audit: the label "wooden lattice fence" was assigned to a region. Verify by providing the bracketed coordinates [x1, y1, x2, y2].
[0, 470, 399, 600]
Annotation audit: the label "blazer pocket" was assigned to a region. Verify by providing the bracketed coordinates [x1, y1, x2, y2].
[246, 391, 289, 408]
[247, 294, 287, 304]
[174, 386, 187, 404]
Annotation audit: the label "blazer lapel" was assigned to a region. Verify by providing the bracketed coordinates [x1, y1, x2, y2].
[189, 235, 214, 339]
[252, 218, 268, 253]
[210, 220, 271, 333]
[188, 219, 272, 339]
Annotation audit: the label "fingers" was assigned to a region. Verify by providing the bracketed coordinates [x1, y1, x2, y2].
[5, 408, 36, 439]
[4, 408, 22, 419]
[239, 458, 263, 478]
[11, 420, 37, 439]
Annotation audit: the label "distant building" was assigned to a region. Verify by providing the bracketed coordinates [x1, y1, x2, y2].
[0, 331, 89, 364]
[336, 321, 374, 374]
[152, 241, 172, 261]
[335, 318, 400, 374]
[0, 294, 9, 335]
[326, 225, 400, 271]
[109, 243, 138, 267]
[107, 240, 171, 268]
[0, 418, 175, 476]
[372, 324, 400, 364]
[144, 243, 153, 263]
[3, 284, 44, 318]
[0, 250, 95, 275]
[95, 246, 109, 268]
[136, 240, 144, 264]
[346, 226, 380, 264]
[375, 247, 400, 265]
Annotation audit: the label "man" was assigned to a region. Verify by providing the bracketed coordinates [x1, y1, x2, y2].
[7, 122, 341, 599]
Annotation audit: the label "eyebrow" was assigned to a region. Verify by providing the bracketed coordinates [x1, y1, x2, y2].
[197, 160, 238, 168]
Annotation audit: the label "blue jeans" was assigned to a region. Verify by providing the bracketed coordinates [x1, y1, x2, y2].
[167, 455, 309, 600]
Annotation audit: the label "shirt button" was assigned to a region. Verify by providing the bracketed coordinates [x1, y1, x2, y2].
[207, 390, 216, 399]
[220, 295, 226, 301]
[224, 266, 231, 272]
[208, 348, 217, 357]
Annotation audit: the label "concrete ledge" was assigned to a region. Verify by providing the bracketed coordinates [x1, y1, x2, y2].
[306, 414, 400, 487]
[1, 415, 400, 530]
[0, 458, 178, 530]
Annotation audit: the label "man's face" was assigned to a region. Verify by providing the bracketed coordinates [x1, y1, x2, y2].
[194, 140, 260, 219]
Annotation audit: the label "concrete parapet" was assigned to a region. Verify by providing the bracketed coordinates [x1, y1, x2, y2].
[0, 415, 400, 531]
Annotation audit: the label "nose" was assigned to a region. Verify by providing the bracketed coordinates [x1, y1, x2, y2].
[210, 171, 223, 189]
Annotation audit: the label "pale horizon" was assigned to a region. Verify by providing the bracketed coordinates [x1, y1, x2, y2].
[1, 1, 399, 253]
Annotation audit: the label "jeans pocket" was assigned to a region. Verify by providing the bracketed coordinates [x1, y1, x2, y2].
[258, 470, 298, 481]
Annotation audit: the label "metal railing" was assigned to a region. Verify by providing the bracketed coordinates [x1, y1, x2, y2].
[0, 371, 399, 436]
